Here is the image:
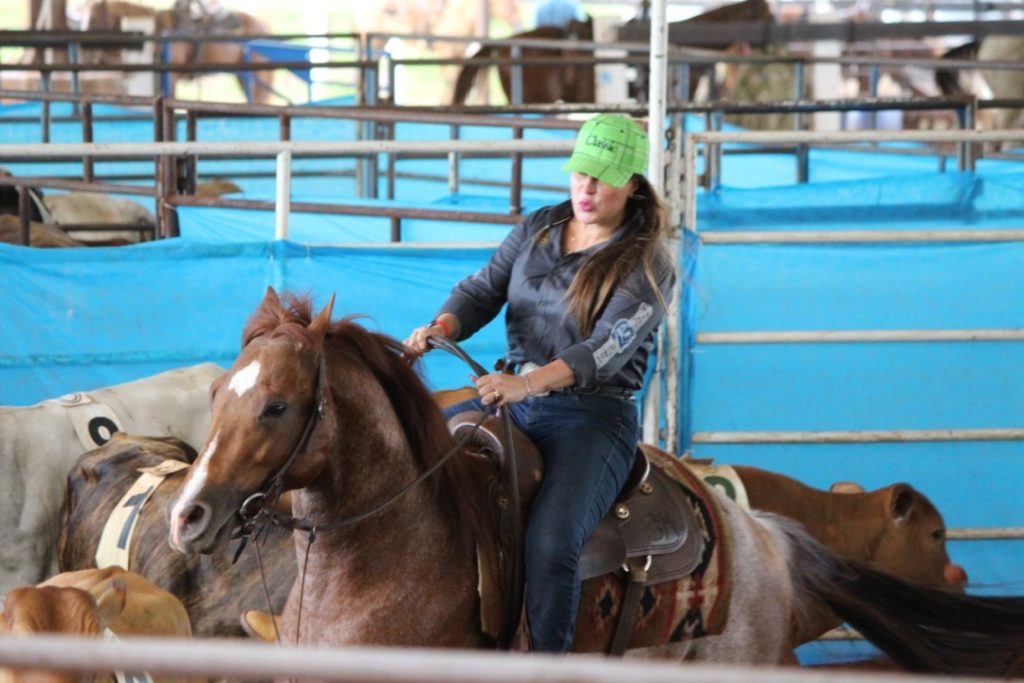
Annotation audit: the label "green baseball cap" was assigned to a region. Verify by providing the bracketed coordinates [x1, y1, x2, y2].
[561, 114, 648, 188]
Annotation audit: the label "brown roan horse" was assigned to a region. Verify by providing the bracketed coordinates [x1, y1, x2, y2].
[167, 288, 1024, 672]
[79, 0, 276, 104]
[451, 17, 595, 105]
[61, 431, 964, 645]
[618, 0, 775, 102]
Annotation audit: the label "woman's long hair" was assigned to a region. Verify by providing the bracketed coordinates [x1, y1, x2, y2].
[565, 174, 673, 335]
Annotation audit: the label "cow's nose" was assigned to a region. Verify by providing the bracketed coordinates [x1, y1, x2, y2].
[944, 563, 968, 587]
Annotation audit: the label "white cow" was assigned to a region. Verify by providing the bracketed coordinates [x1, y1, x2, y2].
[43, 181, 242, 245]
[0, 363, 223, 593]
[43, 192, 155, 245]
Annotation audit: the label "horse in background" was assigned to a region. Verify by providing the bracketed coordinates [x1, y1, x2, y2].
[936, 36, 1024, 149]
[452, 16, 595, 104]
[624, 0, 777, 104]
[77, 0, 276, 104]
[167, 288, 1024, 672]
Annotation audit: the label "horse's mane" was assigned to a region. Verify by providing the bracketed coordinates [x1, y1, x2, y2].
[244, 293, 483, 530]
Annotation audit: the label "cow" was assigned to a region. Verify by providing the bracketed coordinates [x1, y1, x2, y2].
[58, 433, 295, 638]
[59, 433, 964, 643]
[0, 566, 192, 683]
[0, 363, 222, 594]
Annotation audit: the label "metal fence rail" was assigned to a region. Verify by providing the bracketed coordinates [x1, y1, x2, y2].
[0, 635, 1006, 683]
[681, 126, 1024, 551]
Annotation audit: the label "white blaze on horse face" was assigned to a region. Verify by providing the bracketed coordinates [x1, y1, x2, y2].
[170, 429, 219, 533]
[229, 360, 261, 398]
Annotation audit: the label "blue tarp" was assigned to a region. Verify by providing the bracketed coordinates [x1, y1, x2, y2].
[3, 98, 1024, 666]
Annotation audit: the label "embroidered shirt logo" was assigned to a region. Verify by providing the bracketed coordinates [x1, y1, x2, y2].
[611, 319, 636, 349]
[593, 303, 654, 369]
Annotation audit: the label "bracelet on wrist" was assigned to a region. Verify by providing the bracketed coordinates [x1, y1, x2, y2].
[429, 318, 451, 338]
[522, 372, 536, 397]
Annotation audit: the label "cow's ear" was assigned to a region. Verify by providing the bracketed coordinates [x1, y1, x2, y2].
[888, 484, 916, 522]
[94, 578, 127, 628]
[829, 481, 865, 494]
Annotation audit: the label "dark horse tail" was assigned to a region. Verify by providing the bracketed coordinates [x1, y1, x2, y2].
[936, 40, 981, 96]
[776, 514, 1024, 676]
[452, 43, 497, 105]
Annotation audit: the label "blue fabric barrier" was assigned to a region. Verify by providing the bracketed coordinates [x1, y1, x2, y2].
[3, 97, 1024, 667]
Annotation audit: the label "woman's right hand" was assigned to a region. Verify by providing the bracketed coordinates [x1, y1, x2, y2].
[403, 321, 447, 359]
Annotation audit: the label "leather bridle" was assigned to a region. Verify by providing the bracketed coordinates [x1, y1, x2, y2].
[231, 336, 521, 648]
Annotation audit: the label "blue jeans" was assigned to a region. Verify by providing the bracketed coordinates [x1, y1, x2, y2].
[443, 391, 639, 652]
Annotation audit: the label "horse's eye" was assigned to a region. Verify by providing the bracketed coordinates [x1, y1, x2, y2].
[932, 528, 946, 541]
[262, 402, 288, 419]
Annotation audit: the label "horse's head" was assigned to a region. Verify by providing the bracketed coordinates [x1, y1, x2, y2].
[564, 15, 593, 41]
[168, 287, 337, 554]
[79, 0, 107, 31]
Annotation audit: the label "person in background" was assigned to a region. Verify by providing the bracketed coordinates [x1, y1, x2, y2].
[534, 0, 585, 27]
[404, 113, 677, 653]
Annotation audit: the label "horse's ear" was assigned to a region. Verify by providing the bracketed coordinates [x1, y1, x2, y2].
[260, 286, 282, 311]
[888, 484, 916, 522]
[308, 293, 336, 340]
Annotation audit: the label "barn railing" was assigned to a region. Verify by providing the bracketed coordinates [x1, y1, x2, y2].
[679, 126, 1024, 529]
[0, 634, 1001, 683]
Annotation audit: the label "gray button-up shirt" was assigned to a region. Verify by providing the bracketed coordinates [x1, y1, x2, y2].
[439, 200, 676, 391]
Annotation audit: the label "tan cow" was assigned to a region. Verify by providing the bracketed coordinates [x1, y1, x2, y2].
[0, 215, 84, 248]
[0, 566, 192, 683]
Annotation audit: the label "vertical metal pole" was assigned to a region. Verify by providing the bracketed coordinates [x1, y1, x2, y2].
[510, 126, 523, 215]
[448, 124, 461, 195]
[368, 120, 380, 199]
[683, 133, 697, 232]
[708, 110, 723, 190]
[868, 63, 880, 130]
[358, 65, 378, 199]
[153, 97, 165, 239]
[18, 186, 31, 246]
[160, 39, 172, 97]
[279, 113, 291, 141]
[674, 62, 687, 103]
[647, 0, 668, 190]
[40, 72, 51, 143]
[957, 99, 977, 172]
[794, 61, 808, 183]
[82, 101, 94, 183]
[387, 58, 396, 104]
[69, 43, 81, 112]
[664, 113, 683, 454]
[510, 45, 523, 105]
[386, 122, 396, 200]
[643, 0, 669, 447]
[275, 151, 292, 241]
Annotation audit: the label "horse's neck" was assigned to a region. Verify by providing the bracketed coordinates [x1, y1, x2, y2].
[283, 442, 481, 647]
[289, 410, 468, 578]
